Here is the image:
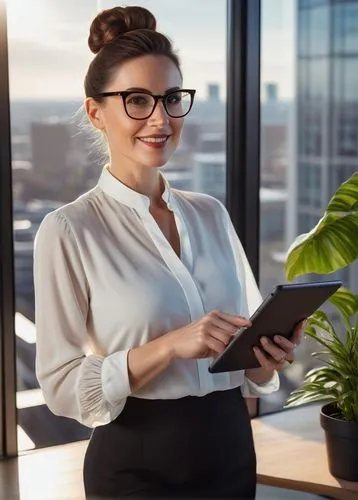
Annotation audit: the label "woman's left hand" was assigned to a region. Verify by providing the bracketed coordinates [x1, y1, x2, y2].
[253, 320, 306, 371]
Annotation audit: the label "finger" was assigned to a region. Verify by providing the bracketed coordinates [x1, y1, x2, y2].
[208, 326, 234, 347]
[290, 328, 302, 346]
[299, 318, 307, 329]
[209, 315, 239, 334]
[291, 320, 306, 344]
[253, 346, 276, 371]
[273, 335, 296, 353]
[214, 310, 252, 328]
[260, 336, 286, 362]
[206, 336, 227, 355]
[273, 335, 296, 363]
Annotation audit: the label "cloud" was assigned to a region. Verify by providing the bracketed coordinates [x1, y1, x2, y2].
[8, 39, 91, 99]
[7, 0, 226, 100]
[7, 0, 294, 100]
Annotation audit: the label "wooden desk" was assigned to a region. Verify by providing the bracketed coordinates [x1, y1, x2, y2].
[1, 405, 358, 499]
[252, 404, 358, 500]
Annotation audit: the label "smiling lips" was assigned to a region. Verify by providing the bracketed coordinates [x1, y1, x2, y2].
[137, 135, 170, 148]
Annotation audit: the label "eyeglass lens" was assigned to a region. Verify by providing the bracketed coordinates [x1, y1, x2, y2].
[125, 91, 192, 119]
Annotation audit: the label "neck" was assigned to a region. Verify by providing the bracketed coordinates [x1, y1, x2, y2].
[108, 156, 165, 208]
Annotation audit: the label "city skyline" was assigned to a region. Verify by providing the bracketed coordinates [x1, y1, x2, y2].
[7, 0, 295, 100]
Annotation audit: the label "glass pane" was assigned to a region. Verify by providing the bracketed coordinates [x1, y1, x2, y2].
[298, 9, 310, 56]
[307, 5, 330, 56]
[8, 0, 226, 450]
[299, 0, 329, 8]
[299, 1, 331, 57]
[332, 53, 358, 157]
[333, 2, 358, 54]
[259, 0, 358, 415]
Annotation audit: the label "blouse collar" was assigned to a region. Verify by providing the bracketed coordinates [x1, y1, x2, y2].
[98, 165, 172, 213]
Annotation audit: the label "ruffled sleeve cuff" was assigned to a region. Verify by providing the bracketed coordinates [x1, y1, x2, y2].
[241, 370, 280, 397]
[77, 352, 130, 427]
[101, 348, 132, 405]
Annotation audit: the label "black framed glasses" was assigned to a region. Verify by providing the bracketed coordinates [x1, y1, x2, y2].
[93, 89, 196, 120]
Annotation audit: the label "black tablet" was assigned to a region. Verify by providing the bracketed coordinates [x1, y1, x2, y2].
[208, 280, 342, 373]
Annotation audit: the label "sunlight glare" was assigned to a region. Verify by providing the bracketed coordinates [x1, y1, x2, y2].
[6, 0, 44, 39]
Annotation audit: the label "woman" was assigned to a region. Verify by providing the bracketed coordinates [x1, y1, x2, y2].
[34, 6, 302, 499]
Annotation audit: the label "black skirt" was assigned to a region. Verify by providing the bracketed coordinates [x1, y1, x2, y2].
[83, 388, 256, 499]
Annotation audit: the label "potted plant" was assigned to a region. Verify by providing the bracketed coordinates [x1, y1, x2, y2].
[283, 172, 358, 481]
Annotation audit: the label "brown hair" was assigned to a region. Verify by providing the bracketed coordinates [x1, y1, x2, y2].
[84, 6, 181, 102]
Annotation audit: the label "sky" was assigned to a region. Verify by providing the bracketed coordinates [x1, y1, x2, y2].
[6, 0, 295, 101]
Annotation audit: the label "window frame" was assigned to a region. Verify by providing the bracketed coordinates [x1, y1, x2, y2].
[226, 0, 261, 281]
[226, 0, 261, 418]
[0, 0, 18, 458]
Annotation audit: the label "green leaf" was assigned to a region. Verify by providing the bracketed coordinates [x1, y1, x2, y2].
[304, 366, 328, 378]
[307, 310, 337, 338]
[285, 390, 335, 408]
[285, 213, 358, 281]
[348, 318, 358, 350]
[329, 288, 358, 322]
[305, 366, 342, 382]
[311, 350, 330, 357]
[304, 325, 345, 357]
[285, 315, 358, 419]
[285, 173, 358, 281]
[326, 172, 358, 213]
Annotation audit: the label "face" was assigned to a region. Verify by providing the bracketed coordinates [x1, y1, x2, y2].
[86, 55, 184, 170]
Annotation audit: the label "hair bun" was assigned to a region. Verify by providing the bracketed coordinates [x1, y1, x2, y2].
[88, 6, 157, 54]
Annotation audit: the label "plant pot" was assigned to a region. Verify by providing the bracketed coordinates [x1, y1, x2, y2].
[320, 403, 358, 481]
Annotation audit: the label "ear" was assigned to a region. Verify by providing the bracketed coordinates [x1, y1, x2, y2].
[84, 97, 106, 131]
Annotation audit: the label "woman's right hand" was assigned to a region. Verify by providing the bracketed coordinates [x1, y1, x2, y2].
[164, 310, 252, 360]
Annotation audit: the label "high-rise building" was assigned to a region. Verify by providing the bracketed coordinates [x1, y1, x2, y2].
[261, 83, 290, 188]
[207, 83, 220, 101]
[31, 121, 71, 178]
[265, 82, 278, 103]
[30, 120, 89, 202]
[294, 0, 358, 290]
[193, 152, 226, 203]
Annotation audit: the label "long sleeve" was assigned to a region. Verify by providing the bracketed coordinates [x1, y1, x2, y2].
[34, 211, 131, 427]
[222, 204, 280, 397]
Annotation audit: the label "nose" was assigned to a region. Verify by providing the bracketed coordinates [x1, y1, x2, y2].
[148, 100, 169, 126]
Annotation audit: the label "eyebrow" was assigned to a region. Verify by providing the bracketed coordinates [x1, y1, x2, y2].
[124, 86, 181, 94]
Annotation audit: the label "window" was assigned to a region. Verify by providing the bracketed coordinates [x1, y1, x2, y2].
[260, 0, 358, 416]
[332, 57, 358, 157]
[298, 58, 329, 157]
[259, 0, 295, 307]
[298, 9, 310, 56]
[308, 6, 330, 56]
[298, 2, 331, 57]
[298, 60, 308, 100]
[298, 164, 322, 207]
[299, 108, 323, 156]
[8, 0, 227, 451]
[329, 164, 358, 199]
[298, 213, 320, 234]
[307, 59, 329, 102]
[299, 0, 329, 8]
[337, 116, 358, 157]
[333, 2, 358, 54]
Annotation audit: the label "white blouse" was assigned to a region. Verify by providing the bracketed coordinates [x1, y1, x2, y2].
[34, 166, 279, 428]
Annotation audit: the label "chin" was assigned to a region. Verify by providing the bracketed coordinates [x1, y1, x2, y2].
[140, 154, 172, 169]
